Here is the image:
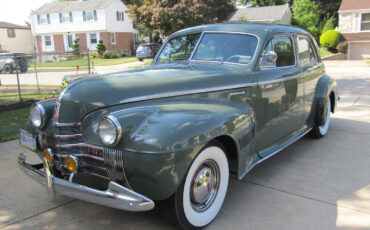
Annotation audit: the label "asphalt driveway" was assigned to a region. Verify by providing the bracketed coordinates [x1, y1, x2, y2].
[0, 65, 369, 229]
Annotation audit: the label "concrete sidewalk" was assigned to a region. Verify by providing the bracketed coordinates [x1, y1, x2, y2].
[0, 69, 369, 229]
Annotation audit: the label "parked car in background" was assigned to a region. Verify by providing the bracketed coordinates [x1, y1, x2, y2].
[0, 53, 29, 74]
[18, 23, 338, 230]
[136, 43, 161, 61]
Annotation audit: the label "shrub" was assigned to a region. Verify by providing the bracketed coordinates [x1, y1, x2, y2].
[72, 39, 80, 57]
[321, 15, 335, 35]
[337, 42, 348, 54]
[103, 52, 112, 59]
[96, 40, 107, 56]
[111, 53, 119, 59]
[320, 30, 340, 49]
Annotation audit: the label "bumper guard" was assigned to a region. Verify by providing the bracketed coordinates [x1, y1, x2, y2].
[17, 153, 155, 212]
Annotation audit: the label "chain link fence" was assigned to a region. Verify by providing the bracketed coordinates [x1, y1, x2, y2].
[0, 50, 95, 106]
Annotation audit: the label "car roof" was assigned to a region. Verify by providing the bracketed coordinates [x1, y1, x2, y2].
[169, 22, 309, 39]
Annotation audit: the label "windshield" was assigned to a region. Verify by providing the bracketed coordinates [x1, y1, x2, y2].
[156, 33, 201, 64]
[192, 33, 258, 65]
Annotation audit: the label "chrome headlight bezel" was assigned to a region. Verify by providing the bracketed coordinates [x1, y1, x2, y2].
[98, 115, 123, 146]
[30, 103, 46, 128]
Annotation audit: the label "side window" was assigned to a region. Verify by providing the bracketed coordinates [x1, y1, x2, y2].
[261, 36, 295, 68]
[297, 36, 317, 65]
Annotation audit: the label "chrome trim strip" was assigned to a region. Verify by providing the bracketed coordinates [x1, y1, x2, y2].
[52, 143, 104, 150]
[103, 148, 129, 186]
[17, 153, 155, 211]
[258, 73, 305, 85]
[239, 127, 312, 180]
[56, 153, 104, 162]
[119, 82, 258, 104]
[54, 122, 81, 127]
[52, 134, 82, 139]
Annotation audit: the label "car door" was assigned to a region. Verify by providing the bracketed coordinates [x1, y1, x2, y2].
[296, 35, 323, 122]
[255, 34, 305, 156]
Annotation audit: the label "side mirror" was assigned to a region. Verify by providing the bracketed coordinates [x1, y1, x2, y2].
[265, 51, 278, 63]
[260, 51, 278, 68]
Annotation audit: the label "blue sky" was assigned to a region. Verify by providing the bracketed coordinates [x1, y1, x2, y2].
[0, 0, 51, 26]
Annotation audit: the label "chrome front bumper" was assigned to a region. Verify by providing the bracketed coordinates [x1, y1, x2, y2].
[17, 153, 155, 212]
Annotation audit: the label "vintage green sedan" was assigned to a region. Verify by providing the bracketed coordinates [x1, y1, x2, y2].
[18, 23, 338, 229]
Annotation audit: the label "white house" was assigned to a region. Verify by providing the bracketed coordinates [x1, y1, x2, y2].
[338, 0, 370, 60]
[227, 4, 292, 25]
[30, 0, 138, 54]
[0, 22, 35, 53]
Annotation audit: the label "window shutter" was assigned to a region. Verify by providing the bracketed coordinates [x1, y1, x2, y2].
[37, 15, 41, 24]
[83, 11, 86, 21]
[59, 13, 62, 23]
[122, 12, 124, 21]
[69, 12, 73, 22]
[116, 11, 119, 21]
[47, 14, 50, 24]
[93, 10, 97, 21]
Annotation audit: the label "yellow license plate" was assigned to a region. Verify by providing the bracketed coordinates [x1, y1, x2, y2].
[19, 129, 37, 151]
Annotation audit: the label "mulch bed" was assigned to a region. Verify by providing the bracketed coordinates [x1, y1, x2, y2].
[0, 100, 36, 113]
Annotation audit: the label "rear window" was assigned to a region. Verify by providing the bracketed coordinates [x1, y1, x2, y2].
[137, 45, 151, 51]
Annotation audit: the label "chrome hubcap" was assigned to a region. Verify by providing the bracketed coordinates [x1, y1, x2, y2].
[190, 160, 220, 212]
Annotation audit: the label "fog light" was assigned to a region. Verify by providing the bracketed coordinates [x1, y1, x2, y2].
[65, 155, 78, 172]
[43, 148, 53, 163]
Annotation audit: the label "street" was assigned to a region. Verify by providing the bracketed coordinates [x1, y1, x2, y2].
[0, 64, 369, 229]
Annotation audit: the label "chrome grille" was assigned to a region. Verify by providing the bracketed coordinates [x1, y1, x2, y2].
[103, 148, 127, 184]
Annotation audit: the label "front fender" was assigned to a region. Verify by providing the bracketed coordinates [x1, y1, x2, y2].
[82, 98, 255, 200]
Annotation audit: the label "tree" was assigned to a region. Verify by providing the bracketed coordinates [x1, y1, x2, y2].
[72, 39, 80, 57]
[127, 0, 234, 39]
[237, 0, 288, 7]
[291, 0, 321, 38]
[96, 40, 107, 56]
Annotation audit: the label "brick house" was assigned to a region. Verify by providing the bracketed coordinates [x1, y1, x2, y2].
[0, 22, 35, 53]
[338, 0, 370, 60]
[30, 0, 138, 55]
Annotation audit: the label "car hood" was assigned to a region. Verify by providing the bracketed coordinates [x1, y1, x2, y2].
[57, 62, 254, 123]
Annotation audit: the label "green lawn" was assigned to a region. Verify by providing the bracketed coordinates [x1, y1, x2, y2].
[0, 88, 60, 106]
[319, 47, 336, 58]
[0, 107, 29, 142]
[31, 56, 138, 68]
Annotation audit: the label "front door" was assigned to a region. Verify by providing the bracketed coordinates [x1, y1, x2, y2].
[255, 35, 305, 156]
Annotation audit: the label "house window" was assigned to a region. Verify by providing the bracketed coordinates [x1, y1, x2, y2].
[83, 10, 97, 21]
[7, 29, 15, 38]
[90, 33, 97, 44]
[45, 35, 52, 47]
[116, 11, 124, 21]
[361, 13, 370, 31]
[111, 33, 116, 44]
[38, 14, 50, 24]
[59, 12, 73, 23]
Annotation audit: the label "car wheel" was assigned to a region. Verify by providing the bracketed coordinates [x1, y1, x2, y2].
[173, 141, 229, 230]
[4, 65, 13, 74]
[20, 67, 28, 73]
[138, 58, 143, 62]
[311, 97, 331, 138]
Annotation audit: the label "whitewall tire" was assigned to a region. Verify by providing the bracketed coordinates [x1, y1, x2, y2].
[311, 97, 331, 138]
[174, 141, 229, 230]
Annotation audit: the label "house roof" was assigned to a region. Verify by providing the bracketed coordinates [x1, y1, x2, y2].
[31, 0, 114, 15]
[227, 4, 291, 22]
[0, 21, 30, 30]
[339, 0, 370, 12]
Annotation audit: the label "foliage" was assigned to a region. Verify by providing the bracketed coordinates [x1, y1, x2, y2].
[321, 15, 335, 35]
[313, 0, 341, 25]
[237, 0, 288, 6]
[96, 40, 107, 56]
[61, 80, 68, 90]
[320, 30, 340, 49]
[127, 0, 234, 37]
[102, 52, 119, 59]
[72, 39, 80, 57]
[337, 42, 348, 54]
[292, 0, 321, 38]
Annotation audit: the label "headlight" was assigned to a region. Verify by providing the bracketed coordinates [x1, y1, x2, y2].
[30, 103, 45, 128]
[98, 115, 122, 146]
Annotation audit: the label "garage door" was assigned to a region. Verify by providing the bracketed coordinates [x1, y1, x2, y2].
[350, 42, 370, 60]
